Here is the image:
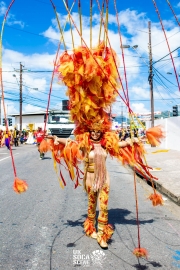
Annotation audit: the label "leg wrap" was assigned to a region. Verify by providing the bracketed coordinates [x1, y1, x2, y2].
[84, 186, 97, 236]
[97, 184, 114, 243]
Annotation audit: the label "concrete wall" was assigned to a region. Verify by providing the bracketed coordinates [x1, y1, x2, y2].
[146, 116, 180, 150]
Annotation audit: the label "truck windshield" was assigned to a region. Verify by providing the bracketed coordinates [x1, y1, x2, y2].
[48, 114, 73, 124]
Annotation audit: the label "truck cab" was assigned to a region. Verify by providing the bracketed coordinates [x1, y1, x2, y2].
[47, 111, 74, 138]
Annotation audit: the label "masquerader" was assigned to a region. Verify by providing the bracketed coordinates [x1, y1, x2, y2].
[46, 124, 136, 249]
[40, 42, 164, 255]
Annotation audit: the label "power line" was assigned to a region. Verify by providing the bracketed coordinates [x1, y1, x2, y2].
[153, 46, 180, 65]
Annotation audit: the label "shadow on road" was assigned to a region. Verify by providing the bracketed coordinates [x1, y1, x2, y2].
[63, 209, 154, 229]
[133, 261, 162, 269]
[108, 208, 154, 225]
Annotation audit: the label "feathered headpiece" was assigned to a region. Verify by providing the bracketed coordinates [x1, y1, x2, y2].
[56, 41, 120, 135]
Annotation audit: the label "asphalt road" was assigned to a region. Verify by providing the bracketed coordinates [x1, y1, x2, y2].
[0, 144, 180, 270]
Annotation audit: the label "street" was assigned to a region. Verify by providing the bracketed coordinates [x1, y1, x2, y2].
[0, 144, 180, 270]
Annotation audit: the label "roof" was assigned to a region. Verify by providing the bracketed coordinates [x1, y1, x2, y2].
[9, 111, 47, 116]
[9, 110, 70, 117]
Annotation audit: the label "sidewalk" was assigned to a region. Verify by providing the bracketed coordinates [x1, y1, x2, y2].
[137, 144, 180, 206]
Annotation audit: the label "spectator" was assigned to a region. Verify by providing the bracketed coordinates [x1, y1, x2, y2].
[13, 127, 19, 147]
[35, 127, 45, 159]
[20, 133, 24, 144]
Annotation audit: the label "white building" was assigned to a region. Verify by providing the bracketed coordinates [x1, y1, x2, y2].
[9, 111, 46, 130]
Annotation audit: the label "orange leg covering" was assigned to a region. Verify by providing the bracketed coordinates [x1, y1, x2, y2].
[97, 184, 114, 244]
[83, 186, 97, 236]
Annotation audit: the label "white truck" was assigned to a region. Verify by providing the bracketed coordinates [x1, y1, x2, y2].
[47, 110, 74, 138]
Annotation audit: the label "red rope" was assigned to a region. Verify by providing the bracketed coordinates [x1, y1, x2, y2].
[4, 0, 15, 21]
[45, 0, 68, 135]
[0, 0, 16, 178]
[63, 0, 134, 113]
[133, 169, 141, 249]
[152, 0, 180, 92]
[95, 0, 132, 111]
[113, 0, 130, 108]
[43, 40, 61, 134]
[166, 0, 180, 27]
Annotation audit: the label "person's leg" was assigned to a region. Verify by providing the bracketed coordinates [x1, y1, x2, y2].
[5, 138, 10, 150]
[37, 144, 42, 159]
[97, 184, 114, 248]
[84, 186, 98, 238]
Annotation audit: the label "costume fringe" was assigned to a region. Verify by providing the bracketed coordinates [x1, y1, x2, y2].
[83, 218, 96, 236]
[101, 224, 114, 242]
[13, 177, 28, 194]
[148, 192, 164, 206]
[146, 125, 165, 146]
[133, 247, 148, 259]
[39, 139, 50, 153]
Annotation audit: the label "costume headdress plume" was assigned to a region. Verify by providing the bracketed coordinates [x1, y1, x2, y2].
[56, 41, 120, 135]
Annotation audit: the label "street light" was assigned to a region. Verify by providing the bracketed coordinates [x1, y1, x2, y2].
[120, 45, 138, 49]
[167, 72, 180, 77]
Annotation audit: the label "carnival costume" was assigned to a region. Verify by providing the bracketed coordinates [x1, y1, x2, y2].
[38, 42, 164, 251]
[1, 0, 165, 257]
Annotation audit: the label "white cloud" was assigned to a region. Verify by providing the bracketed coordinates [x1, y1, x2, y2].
[23, 104, 42, 113]
[7, 18, 24, 28]
[3, 48, 55, 70]
[118, 9, 147, 35]
[177, 2, 180, 8]
[0, 1, 6, 16]
[2, 6, 180, 117]
[130, 86, 150, 99]
[0, 1, 24, 28]
[131, 102, 150, 113]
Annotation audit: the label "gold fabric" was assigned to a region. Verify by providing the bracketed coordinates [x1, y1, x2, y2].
[83, 143, 108, 192]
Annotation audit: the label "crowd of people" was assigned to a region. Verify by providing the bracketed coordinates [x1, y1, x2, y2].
[0, 128, 28, 149]
[116, 126, 146, 142]
[0, 126, 147, 151]
[0, 127, 44, 151]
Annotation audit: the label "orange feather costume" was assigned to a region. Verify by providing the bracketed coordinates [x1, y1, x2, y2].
[40, 42, 164, 252]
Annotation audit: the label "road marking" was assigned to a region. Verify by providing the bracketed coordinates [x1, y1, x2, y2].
[0, 153, 19, 162]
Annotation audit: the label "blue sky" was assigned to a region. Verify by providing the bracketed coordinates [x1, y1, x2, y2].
[1, 0, 180, 119]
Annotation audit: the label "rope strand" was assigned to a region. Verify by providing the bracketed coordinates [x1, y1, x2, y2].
[152, 0, 180, 92]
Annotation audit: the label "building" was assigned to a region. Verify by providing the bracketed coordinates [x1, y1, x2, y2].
[9, 111, 47, 130]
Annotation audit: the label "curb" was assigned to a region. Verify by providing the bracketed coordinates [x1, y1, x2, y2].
[134, 169, 180, 206]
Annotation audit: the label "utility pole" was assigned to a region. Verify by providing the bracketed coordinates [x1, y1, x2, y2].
[20, 62, 23, 131]
[148, 21, 154, 128]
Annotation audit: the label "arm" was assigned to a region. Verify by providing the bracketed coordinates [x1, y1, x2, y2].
[118, 137, 142, 148]
[45, 135, 67, 145]
[118, 140, 130, 148]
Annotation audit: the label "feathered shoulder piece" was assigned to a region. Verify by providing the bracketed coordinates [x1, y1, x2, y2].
[102, 131, 120, 157]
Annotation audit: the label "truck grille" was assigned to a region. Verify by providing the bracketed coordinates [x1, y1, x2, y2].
[49, 128, 73, 138]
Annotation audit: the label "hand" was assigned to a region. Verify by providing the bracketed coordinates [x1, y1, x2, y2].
[53, 135, 59, 145]
[132, 137, 140, 144]
[44, 135, 54, 139]
[125, 138, 133, 146]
